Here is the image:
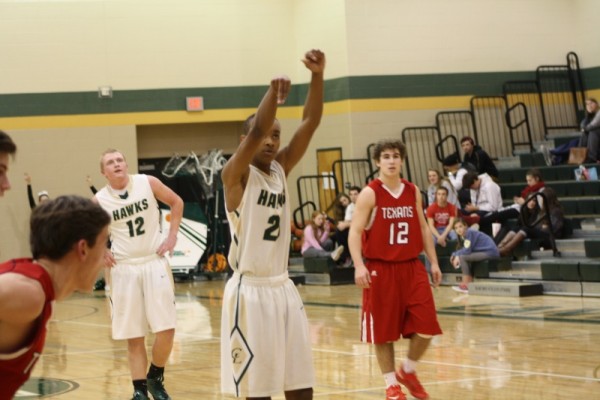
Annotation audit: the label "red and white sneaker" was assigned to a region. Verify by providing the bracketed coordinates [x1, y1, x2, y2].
[452, 284, 469, 294]
[385, 384, 406, 400]
[396, 367, 429, 400]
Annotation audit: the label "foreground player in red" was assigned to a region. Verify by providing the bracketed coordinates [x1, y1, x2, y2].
[350, 139, 443, 400]
[0, 196, 110, 398]
[0, 130, 16, 197]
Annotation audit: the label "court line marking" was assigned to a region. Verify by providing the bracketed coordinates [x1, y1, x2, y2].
[49, 324, 600, 385]
[308, 373, 530, 397]
[51, 319, 220, 339]
[54, 313, 600, 383]
[310, 348, 600, 383]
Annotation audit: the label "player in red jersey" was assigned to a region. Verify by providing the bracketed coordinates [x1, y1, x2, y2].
[0, 196, 110, 398]
[349, 139, 442, 400]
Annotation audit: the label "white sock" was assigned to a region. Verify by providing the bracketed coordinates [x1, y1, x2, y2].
[403, 358, 417, 373]
[383, 372, 398, 387]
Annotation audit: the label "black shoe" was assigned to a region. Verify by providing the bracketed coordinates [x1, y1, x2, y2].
[148, 377, 171, 400]
[93, 278, 105, 291]
[131, 389, 149, 400]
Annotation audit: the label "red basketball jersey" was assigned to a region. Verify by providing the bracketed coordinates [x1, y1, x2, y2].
[0, 258, 54, 399]
[362, 178, 424, 262]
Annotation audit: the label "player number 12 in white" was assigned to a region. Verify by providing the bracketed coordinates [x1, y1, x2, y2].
[389, 222, 409, 244]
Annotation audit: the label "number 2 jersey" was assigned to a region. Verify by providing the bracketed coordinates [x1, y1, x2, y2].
[362, 178, 424, 262]
[226, 162, 290, 277]
[0, 259, 55, 398]
[95, 174, 162, 260]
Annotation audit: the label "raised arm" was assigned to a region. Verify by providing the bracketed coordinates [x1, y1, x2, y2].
[148, 175, 184, 257]
[24, 173, 36, 209]
[87, 175, 98, 195]
[276, 49, 325, 175]
[221, 76, 291, 212]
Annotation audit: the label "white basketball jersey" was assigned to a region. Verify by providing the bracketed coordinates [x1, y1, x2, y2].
[226, 162, 290, 277]
[95, 174, 162, 260]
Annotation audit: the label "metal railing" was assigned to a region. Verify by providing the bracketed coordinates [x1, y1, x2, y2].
[536, 65, 579, 134]
[331, 158, 373, 190]
[503, 80, 545, 145]
[435, 110, 476, 140]
[470, 96, 512, 159]
[567, 51, 587, 122]
[295, 174, 339, 229]
[505, 102, 534, 153]
[292, 201, 317, 230]
[401, 126, 441, 189]
[434, 135, 459, 164]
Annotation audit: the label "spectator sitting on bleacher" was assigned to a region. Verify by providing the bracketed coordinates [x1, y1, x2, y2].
[334, 186, 360, 267]
[427, 168, 459, 208]
[481, 168, 546, 242]
[461, 171, 502, 233]
[450, 218, 500, 294]
[460, 136, 498, 180]
[332, 192, 350, 222]
[578, 98, 600, 164]
[541, 98, 600, 166]
[301, 210, 344, 262]
[497, 187, 565, 257]
[442, 153, 477, 208]
[426, 186, 458, 247]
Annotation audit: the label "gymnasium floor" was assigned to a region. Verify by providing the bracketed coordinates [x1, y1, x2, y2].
[18, 279, 600, 399]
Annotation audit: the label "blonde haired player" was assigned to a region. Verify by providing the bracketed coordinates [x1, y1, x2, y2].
[94, 149, 183, 400]
[221, 49, 325, 400]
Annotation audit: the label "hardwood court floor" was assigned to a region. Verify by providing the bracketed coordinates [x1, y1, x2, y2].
[18, 279, 600, 399]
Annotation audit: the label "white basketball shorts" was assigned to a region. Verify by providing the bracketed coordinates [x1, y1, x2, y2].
[221, 272, 315, 397]
[109, 255, 176, 340]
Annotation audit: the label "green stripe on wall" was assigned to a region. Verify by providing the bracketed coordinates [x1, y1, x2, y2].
[583, 66, 600, 89]
[1, 68, 598, 118]
[347, 71, 535, 98]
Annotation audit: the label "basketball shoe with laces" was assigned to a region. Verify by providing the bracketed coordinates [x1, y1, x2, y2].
[147, 376, 171, 400]
[385, 384, 406, 400]
[396, 366, 429, 400]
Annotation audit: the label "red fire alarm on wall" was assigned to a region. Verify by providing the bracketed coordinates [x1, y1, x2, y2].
[186, 96, 204, 111]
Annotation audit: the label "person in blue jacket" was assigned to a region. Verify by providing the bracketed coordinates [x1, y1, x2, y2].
[450, 218, 499, 294]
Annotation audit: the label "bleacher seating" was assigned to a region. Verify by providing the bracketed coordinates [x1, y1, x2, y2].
[290, 51, 597, 294]
[436, 131, 600, 296]
[501, 149, 600, 220]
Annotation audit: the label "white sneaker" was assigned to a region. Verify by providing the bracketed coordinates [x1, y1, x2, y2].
[540, 144, 552, 166]
[330, 245, 344, 261]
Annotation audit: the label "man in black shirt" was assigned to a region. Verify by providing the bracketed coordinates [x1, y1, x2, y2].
[461, 136, 498, 179]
